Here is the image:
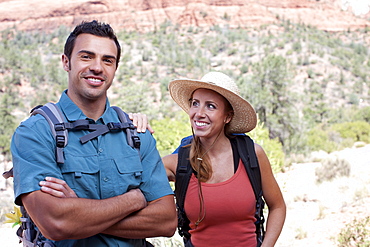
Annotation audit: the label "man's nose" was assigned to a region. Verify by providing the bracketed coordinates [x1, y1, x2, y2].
[89, 59, 103, 73]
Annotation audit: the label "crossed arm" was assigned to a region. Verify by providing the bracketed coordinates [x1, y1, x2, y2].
[22, 188, 144, 240]
[26, 180, 176, 241]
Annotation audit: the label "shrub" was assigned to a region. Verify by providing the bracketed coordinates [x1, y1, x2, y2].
[315, 156, 351, 183]
[307, 127, 337, 153]
[337, 216, 370, 247]
[151, 113, 192, 156]
[332, 121, 370, 144]
[295, 227, 307, 240]
[354, 107, 370, 122]
[307, 121, 370, 153]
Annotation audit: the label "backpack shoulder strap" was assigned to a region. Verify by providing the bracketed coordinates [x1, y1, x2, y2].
[235, 135, 262, 199]
[174, 145, 192, 240]
[111, 106, 141, 152]
[31, 102, 68, 164]
[3, 103, 67, 177]
[235, 135, 265, 246]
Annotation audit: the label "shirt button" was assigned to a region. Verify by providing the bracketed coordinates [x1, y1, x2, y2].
[103, 177, 109, 182]
[98, 148, 103, 153]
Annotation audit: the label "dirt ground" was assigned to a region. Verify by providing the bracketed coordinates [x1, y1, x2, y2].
[275, 144, 370, 247]
[1, 144, 369, 246]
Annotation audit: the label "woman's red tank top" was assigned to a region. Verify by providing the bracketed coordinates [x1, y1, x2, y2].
[184, 160, 257, 247]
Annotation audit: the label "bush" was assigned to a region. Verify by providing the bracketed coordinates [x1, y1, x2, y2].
[151, 113, 192, 156]
[307, 127, 338, 153]
[307, 121, 370, 153]
[354, 106, 370, 123]
[337, 216, 370, 247]
[315, 156, 351, 183]
[332, 121, 370, 144]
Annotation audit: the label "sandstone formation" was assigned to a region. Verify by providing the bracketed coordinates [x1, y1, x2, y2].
[0, 0, 369, 33]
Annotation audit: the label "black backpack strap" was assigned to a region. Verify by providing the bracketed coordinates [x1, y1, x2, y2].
[111, 106, 141, 151]
[174, 145, 192, 241]
[235, 135, 265, 246]
[29, 104, 142, 163]
[3, 103, 70, 176]
[31, 103, 68, 164]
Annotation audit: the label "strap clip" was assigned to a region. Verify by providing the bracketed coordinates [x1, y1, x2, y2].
[56, 135, 65, 148]
[107, 122, 122, 131]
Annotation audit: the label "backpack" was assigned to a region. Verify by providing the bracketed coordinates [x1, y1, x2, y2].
[174, 135, 265, 246]
[3, 102, 141, 247]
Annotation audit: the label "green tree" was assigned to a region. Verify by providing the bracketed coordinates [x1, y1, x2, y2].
[246, 54, 300, 153]
[0, 84, 20, 158]
[112, 80, 151, 114]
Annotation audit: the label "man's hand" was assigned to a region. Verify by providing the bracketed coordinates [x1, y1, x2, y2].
[39, 178, 147, 211]
[128, 113, 154, 133]
[39, 177, 78, 198]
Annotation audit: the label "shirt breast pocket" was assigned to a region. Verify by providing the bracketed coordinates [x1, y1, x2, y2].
[60, 154, 100, 199]
[112, 153, 143, 193]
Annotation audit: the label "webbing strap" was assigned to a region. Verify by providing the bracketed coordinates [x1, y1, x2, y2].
[236, 136, 261, 199]
[32, 103, 68, 164]
[175, 145, 192, 240]
[30, 103, 141, 163]
[236, 135, 265, 245]
[111, 106, 141, 151]
[79, 122, 135, 144]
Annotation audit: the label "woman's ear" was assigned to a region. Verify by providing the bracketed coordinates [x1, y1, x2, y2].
[225, 112, 233, 124]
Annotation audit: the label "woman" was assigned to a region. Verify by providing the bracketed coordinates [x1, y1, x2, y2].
[40, 72, 286, 247]
[162, 71, 286, 247]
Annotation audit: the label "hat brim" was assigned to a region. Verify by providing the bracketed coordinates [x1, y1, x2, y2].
[169, 78, 257, 133]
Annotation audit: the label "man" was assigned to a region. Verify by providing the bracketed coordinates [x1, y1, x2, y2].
[11, 20, 177, 246]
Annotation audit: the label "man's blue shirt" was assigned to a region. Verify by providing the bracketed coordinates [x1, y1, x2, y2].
[11, 91, 173, 247]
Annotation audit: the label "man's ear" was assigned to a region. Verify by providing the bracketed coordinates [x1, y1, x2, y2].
[62, 54, 70, 72]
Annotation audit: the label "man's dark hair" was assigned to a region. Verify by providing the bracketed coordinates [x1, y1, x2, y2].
[64, 20, 121, 67]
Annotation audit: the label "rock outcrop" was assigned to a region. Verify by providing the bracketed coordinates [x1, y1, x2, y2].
[0, 0, 369, 33]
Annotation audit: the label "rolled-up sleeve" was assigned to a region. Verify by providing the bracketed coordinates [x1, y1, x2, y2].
[138, 132, 174, 202]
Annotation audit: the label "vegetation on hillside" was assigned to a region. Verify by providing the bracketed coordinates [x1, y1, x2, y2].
[0, 20, 369, 170]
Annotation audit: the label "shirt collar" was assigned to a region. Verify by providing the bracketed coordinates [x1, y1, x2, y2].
[57, 90, 112, 123]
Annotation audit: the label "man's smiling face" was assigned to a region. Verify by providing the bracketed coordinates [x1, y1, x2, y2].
[62, 33, 118, 104]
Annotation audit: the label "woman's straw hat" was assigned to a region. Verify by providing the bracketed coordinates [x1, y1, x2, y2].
[168, 71, 257, 133]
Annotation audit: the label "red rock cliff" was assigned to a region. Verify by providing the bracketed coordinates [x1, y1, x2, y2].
[0, 0, 369, 32]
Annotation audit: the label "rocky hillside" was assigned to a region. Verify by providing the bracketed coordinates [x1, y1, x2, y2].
[0, 0, 369, 33]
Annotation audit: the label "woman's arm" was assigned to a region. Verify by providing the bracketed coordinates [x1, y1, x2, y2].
[162, 153, 178, 182]
[255, 143, 286, 247]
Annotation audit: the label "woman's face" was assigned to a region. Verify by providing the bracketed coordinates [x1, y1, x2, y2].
[188, 89, 232, 139]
